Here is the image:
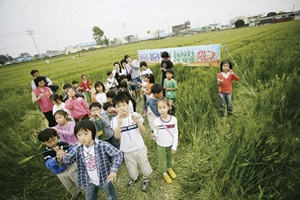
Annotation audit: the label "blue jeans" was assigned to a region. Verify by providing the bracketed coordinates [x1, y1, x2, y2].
[132, 76, 142, 91]
[219, 93, 232, 117]
[85, 182, 117, 200]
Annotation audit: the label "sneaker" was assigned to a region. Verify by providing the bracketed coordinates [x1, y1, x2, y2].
[167, 168, 177, 179]
[127, 178, 138, 186]
[141, 178, 150, 192]
[70, 191, 81, 200]
[163, 174, 172, 184]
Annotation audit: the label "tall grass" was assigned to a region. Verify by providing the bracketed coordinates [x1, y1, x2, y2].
[0, 20, 300, 199]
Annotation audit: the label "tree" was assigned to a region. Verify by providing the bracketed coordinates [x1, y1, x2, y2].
[235, 19, 245, 28]
[0, 54, 13, 65]
[20, 52, 31, 57]
[103, 36, 109, 47]
[92, 26, 104, 45]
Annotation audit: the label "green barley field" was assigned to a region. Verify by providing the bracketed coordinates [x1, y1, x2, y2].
[0, 20, 300, 200]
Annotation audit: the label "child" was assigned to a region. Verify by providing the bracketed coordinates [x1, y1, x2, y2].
[124, 55, 142, 101]
[93, 81, 107, 106]
[152, 98, 178, 184]
[120, 59, 131, 81]
[80, 74, 93, 104]
[147, 84, 164, 131]
[160, 51, 174, 86]
[119, 76, 135, 99]
[106, 71, 119, 92]
[112, 62, 121, 83]
[50, 94, 71, 120]
[53, 110, 78, 145]
[106, 90, 116, 103]
[140, 61, 152, 75]
[89, 102, 120, 149]
[117, 87, 136, 113]
[72, 80, 84, 93]
[217, 60, 240, 117]
[111, 94, 152, 192]
[138, 73, 155, 114]
[103, 102, 117, 121]
[60, 83, 84, 102]
[65, 87, 90, 123]
[55, 119, 123, 200]
[37, 128, 81, 200]
[163, 68, 177, 115]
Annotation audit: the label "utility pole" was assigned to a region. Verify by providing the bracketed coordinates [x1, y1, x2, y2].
[26, 29, 41, 59]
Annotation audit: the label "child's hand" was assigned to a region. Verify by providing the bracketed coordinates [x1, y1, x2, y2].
[131, 113, 139, 123]
[117, 112, 123, 123]
[229, 69, 235, 74]
[107, 172, 117, 182]
[54, 146, 66, 162]
[91, 112, 101, 119]
[171, 149, 176, 154]
[39, 93, 45, 98]
[151, 133, 156, 140]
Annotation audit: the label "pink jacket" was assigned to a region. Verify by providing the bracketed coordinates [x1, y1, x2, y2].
[65, 97, 90, 119]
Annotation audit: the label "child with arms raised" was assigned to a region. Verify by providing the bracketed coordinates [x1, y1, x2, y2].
[152, 98, 178, 184]
[111, 94, 153, 192]
[37, 128, 81, 200]
[89, 102, 119, 149]
[55, 119, 123, 200]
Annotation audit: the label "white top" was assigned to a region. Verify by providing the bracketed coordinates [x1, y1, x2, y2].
[152, 116, 179, 150]
[52, 103, 71, 118]
[111, 112, 145, 152]
[141, 68, 153, 75]
[95, 92, 107, 106]
[106, 77, 118, 90]
[83, 145, 99, 185]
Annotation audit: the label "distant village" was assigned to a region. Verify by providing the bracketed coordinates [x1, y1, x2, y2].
[3, 9, 300, 65]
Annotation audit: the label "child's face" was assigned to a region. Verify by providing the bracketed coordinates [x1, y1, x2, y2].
[153, 91, 163, 99]
[141, 66, 147, 70]
[114, 64, 120, 69]
[76, 128, 94, 146]
[50, 100, 57, 105]
[122, 62, 126, 67]
[90, 106, 101, 117]
[73, 83, 78, 88]
[82, 75, 87, 80]
[108, 74, 113, 79]
[107, 106, 115, 114]
[107, 97, 113, 103]
[222, 63, 230, 72]
[38, 80, 45, 87]
[157, 100, 169, 117]
[32, 71, 40, 78]
[55, 113, 67, 125]
[166, 72, 173, 79]
[162, 57, 169, 61]
[96, 85, 103, 93]
[115, 101, 129, 116]
[43, 136, 59, 149]
[67, 88, 76, 97]
[142, 75, 148, 82]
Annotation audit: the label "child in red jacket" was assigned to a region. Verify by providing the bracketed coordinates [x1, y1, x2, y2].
[217, 60, 240, 117]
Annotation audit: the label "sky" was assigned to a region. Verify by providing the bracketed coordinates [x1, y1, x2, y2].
[0, 0, 299, 58]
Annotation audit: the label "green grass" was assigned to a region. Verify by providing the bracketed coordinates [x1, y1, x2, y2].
[1, 20, 300, 199]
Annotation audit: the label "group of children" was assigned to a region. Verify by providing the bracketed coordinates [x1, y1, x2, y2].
[32, 52, 239, 199]
[33, 52, 180, 200]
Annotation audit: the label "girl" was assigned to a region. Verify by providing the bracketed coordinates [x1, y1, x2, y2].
[49, 94, 71, 120]
[112, 62, 121, 83]
[152, 98, 178, 184]
[53, 110, 78, 145]
[94, 81, 107, 106]
[65, 87, 90, 123]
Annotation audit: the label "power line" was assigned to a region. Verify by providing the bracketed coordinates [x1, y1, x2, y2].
[26, 29, 41, 59]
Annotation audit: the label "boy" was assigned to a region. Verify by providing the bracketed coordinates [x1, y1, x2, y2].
[89, 102, 120, 149]
[160, 52, 174, 86]
[147, 84, 164, 131]
[111, 94, 153, 192]
[56, 119, 123, 200]
[37, 128, 81, 200]
[106, 71, 119, 92]
[217, 60, 240, 117]
[163, 68, 177, 115]
[30, 69, 53, 90]
[140, 61, 153, 75]
[103, 102, 117, 121]
[72, 80, 84, 93]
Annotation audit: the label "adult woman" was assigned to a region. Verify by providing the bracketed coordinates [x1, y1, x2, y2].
[32, 76, 56, 127]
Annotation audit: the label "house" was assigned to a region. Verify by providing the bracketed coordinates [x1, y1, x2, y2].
[248, 14, 262, 26]
[172, 20, 191, 34]
[294, 10, 300, 20]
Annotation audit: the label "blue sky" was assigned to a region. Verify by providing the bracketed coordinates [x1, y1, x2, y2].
[0, 0, 299, 57]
